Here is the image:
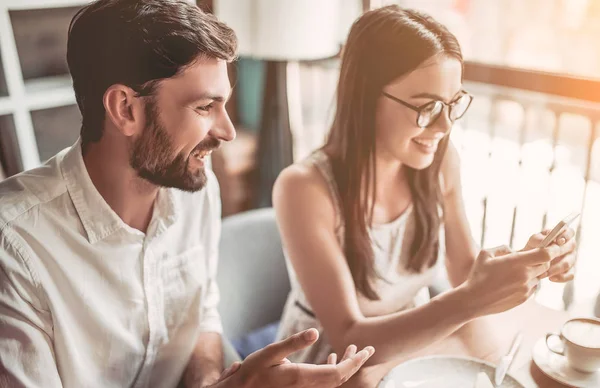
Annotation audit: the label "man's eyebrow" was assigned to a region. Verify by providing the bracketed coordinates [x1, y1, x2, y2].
[185, 90, 233, 104]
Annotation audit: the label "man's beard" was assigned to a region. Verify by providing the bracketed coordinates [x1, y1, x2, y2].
[129, 100, 220, 192]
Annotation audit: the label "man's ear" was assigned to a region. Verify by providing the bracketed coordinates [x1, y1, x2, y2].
[103, 85, 145, 137]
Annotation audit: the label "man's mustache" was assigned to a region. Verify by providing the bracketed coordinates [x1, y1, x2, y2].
[194, 136, 221, 153]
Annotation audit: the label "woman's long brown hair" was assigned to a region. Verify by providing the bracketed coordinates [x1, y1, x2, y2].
[323, 6, 463, 300]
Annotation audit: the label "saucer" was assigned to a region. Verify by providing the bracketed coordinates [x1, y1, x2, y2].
[532, 337, 600, 387]
[377, 355, 524, 388]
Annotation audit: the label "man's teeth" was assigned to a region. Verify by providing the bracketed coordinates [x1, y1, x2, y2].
[413, 138, 437, 147]
[193, 150, 213, 160]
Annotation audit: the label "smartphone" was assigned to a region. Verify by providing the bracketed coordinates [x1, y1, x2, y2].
[537, 212, 580, 248]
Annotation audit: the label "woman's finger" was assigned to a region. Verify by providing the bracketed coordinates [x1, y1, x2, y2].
[555, 227, 575, 246]
[547, 253, 576, 278]
[550, 268, 576, 283]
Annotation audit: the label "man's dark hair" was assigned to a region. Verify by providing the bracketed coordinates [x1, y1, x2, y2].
[67, 0, 237, 147]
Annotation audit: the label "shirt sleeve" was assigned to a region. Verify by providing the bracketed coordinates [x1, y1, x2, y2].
[0, 231, 62, 387]
[197, 170, 223, 334]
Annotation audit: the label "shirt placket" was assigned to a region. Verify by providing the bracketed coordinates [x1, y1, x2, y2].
[133, 242, 167, 387]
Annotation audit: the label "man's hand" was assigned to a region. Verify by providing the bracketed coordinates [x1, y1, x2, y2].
[184, 332, 224, 388]
[209, 361, 242, 386]
[208, 329, 375, 387]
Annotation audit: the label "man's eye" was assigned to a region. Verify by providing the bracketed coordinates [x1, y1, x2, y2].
[197, 103, 214, 112]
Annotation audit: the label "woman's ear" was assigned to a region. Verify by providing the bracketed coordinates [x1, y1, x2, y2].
[103, 85, 145, 137]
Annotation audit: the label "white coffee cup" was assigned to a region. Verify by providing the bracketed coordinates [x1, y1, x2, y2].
[546, 317, 600, 373]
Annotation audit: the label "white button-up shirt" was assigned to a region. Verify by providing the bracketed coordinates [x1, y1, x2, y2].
[0, 140, 223, 387]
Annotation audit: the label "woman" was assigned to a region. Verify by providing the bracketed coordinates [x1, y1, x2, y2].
[273, 5, 577, 365]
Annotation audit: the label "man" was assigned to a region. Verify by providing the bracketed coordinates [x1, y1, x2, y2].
[0, 0, 374, 387]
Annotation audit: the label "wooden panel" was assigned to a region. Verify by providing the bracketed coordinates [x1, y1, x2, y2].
[0, 114, 23, 176]
[464, 62, 600, 104]
[30, 104, 80, 162]
[9, 6, 81, 80]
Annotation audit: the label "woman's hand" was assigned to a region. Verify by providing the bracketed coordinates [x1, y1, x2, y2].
[522, 227, 577, 282]
[462, 239, 576, 316]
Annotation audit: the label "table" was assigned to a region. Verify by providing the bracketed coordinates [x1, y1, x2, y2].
[344, 300, 576, 387]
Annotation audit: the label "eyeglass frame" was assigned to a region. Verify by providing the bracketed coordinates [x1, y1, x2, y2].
[382, 90, 474, 128]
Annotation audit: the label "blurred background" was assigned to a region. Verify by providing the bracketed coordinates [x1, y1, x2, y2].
[0, 0, 598, 314]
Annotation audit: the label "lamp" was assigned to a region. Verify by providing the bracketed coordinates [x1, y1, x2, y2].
[214, 0, 360, 207]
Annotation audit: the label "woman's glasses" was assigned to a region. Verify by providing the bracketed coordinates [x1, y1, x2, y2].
[382, 91, 473, 128]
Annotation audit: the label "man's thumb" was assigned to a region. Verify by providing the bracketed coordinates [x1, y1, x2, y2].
[253, 329, 319, 365]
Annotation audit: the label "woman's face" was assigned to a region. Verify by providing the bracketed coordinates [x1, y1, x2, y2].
[374, 55, 463, 170]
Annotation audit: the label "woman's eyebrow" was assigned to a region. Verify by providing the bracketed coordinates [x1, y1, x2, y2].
[411, 90, 464, 103]
[410, 92, 445, 100]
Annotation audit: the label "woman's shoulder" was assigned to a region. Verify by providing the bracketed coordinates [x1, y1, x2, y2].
[274, 158, 329, 200]
[440, 140, 462, 197]
[273, 154, 338, 220]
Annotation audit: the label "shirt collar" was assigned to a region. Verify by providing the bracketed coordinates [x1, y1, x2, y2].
[60, 138, 179, 244]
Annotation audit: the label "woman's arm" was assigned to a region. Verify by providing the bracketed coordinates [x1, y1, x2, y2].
[440, 141, 479, 287]
[273, 164, 477, 365]
[274, 161, 572, 366]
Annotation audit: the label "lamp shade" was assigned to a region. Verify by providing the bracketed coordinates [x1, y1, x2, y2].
[214, 0, 344, 61]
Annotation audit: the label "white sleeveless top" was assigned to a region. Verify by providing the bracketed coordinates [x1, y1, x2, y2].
[276, 151, 445, 363]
